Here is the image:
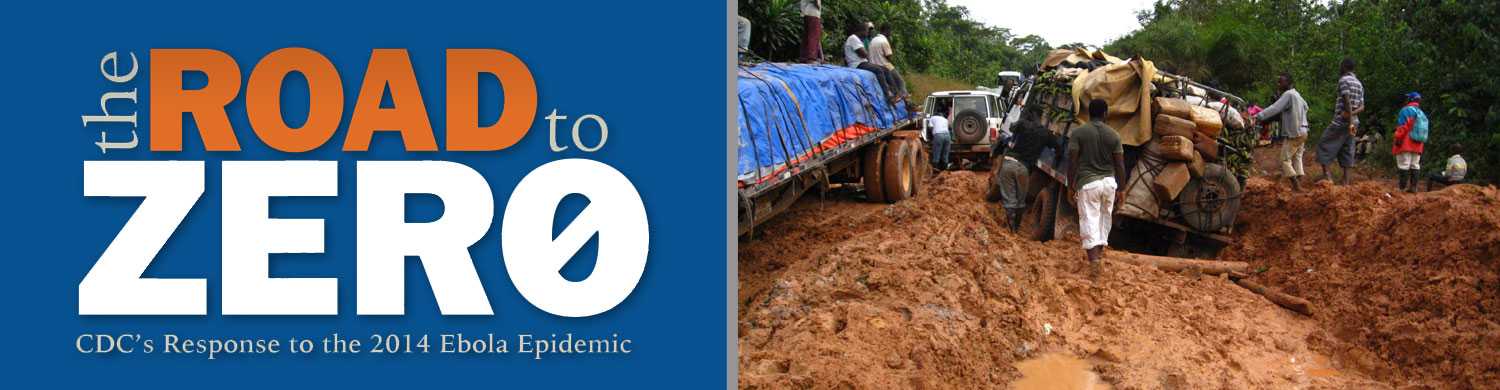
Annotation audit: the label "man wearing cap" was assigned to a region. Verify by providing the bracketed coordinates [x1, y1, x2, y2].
[1392, 92, 1427, 193]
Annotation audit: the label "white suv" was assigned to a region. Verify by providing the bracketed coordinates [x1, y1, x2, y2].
[923, 90, 1007, 165]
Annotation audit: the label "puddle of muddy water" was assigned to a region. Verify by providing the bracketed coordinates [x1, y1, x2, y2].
[1011, 353, 1111, 390]
[1302, 353, 1343, 378]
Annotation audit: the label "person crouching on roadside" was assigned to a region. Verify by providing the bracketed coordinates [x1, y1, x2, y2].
[1427, 143, 1467, 191]
[1067, 99, 1126, 278]
[1392, 92, 1428, 193]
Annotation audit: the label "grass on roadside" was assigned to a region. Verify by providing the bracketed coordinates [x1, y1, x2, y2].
[904, 72, 970, 110]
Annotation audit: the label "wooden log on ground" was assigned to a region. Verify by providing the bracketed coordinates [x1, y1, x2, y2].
[1229, 273, 1314, 316]
[1107, 251, 1248, 275]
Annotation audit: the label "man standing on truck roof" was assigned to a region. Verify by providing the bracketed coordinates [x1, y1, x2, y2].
[867, 24, 908, 100]
[995, 107, 1061, 232]
[1253, 72, 1310, 191]
[928, 105, 952, 171]
[799, 0, 822, 63]
[844, 22, 902, 106]
[1316, 58, 1364, 185]
[1392, 92, 1427, 193]
[737, 15, 751, 61]
[1067, 99, 1126, 278]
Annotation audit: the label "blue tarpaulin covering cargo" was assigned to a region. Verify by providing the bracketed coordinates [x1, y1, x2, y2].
[737, 63, 909, 186]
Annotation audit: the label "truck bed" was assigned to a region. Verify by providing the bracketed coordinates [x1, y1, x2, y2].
[737, 63, 911, 198]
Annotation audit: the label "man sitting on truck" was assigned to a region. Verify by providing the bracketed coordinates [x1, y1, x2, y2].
[996, 107, 1061, 232]
[867, 24, 908, 99]
[1067, 99, 1126, 278]
[843, 22, 902, 106]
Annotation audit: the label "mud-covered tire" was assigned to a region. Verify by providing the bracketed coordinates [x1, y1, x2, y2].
[882, 139, 913, 202]
[907, 139, 926, 197]
[862, 143, 887, 203]
[1180, 163, 1242, 232]
[953, 110, 986, 144]
[1031, 182, 1058, 242]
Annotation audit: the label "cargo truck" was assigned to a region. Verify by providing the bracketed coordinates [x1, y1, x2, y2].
[1010, 49, 1257, 258]
[736, 63, 919, 237]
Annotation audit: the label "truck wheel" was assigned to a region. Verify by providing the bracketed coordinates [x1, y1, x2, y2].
[1031, 182, 1058, 242]
[1180, 163, 1242, 232]
[907, 139, 925, 197]
[862, 143, 887, 203]
[882, 139, 913, 202]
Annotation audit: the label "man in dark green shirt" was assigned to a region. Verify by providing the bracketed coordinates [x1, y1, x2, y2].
[1066, 99, 1127, 277]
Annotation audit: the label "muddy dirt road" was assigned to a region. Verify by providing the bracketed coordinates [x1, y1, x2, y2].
[736, 171, 1449, 389]
[1223, 177, 1500, 388]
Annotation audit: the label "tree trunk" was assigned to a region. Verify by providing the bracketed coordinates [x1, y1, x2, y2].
[1107, 251, 1249, 275]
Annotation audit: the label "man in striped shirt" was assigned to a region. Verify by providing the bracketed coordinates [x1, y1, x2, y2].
[1316, 58, 1364, 185]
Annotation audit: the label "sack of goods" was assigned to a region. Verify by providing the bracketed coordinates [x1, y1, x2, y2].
[1152, 162, 1191, 201]
[1188, 149, 1206, 177]
[1193, 131, 1219, 160]
[1153, 113, 1197, 139]
[1190, 105, 1224, 138]
[1153, 97, 1193, 120]
[1157, 135, 1195, 161]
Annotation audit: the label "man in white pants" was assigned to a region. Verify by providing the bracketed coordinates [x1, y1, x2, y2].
[1253, 72, 1310, 191]
[1067, 99, 1126, 278]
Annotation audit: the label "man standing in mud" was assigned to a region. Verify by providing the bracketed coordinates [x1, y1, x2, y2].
[993, 107, 1060, 232]
[1067, 99, 1126, 276]
[1253, 72, 1310, 191]
[1316, 58, 1364, 185]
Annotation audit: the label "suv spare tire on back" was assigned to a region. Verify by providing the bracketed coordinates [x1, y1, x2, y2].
[953, 109, 987, 144]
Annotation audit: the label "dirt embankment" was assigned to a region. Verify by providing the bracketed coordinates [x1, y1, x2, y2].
[740, 172, 1381, 389]
[1223, 177, 1500, 388]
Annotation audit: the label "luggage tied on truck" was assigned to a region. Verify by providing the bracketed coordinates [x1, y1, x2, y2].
[1036, 48, 1247, 233]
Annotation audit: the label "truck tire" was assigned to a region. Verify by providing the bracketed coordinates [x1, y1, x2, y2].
[953, 110, 987, 144]
[907, 139, 926, 197]
[1179, 163, 1241, 232]
[882, 139, 913, 202]
[862, 143, 887, 203]
[1031, 182, 1058, 242]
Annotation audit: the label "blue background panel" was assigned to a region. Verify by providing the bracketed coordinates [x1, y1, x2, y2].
[0, 1, 727, 387]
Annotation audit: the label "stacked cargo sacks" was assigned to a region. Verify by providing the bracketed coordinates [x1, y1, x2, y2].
[1118, 96, 1243, 233]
